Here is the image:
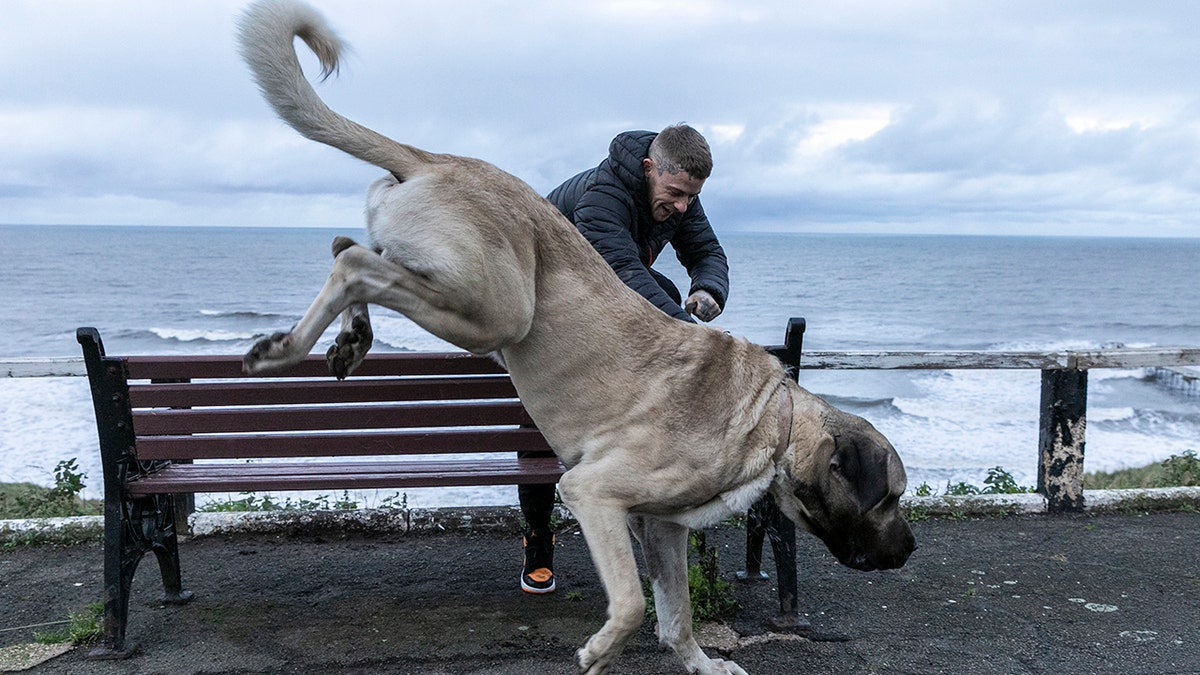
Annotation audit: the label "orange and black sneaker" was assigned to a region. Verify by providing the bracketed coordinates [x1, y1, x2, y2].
[521, 529, 556, 594]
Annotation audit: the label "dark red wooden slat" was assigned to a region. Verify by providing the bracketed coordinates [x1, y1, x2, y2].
[133, 400, 534, 435]
[128, 376, 518, 408]
[125, 458, 565, 495]
[136, 428, 552, 460]
[124, 351, 506, 381]
[144, 460, 552, 478]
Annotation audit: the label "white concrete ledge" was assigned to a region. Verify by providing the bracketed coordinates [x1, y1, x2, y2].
[1083, 486, 1200, 511]
[903, 492, 1047, 515]
[902, 486, 1200, 516]
[0, 515, 104, 541]
[2, 488, 1197, 543]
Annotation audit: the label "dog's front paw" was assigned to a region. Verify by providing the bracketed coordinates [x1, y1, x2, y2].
[576, 643, 604, 667]
[244, 331, 297, 375]
[576, 644, 615, 675]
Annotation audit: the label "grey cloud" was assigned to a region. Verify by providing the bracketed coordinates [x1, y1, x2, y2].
[4, 1, 1200, 236]
[843, 100, 1139, 177]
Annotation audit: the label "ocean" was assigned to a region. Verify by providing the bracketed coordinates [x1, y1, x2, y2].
[2, 224, 1198, 507]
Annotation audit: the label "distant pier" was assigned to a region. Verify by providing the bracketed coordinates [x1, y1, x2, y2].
[1151, 366, 1200, 398]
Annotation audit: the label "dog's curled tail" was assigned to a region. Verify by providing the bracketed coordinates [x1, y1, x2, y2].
[237, 0, 435, 180]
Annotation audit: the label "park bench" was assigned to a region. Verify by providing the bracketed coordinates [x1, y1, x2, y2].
[76, 318, 806, 658]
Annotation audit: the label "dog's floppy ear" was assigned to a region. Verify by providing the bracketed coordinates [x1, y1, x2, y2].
[830, 433, 892, 513]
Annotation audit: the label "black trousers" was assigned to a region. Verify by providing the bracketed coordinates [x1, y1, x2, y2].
[518, 452, 557, 534]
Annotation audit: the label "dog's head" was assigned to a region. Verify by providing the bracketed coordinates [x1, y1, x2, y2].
[774, 403, 915, 572]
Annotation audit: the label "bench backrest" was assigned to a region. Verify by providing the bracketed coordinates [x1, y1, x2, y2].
[122, 353, 549, 463]
[77, 328, 550, 463]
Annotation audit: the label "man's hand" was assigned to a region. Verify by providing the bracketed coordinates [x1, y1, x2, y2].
[684, 289, 722, 322]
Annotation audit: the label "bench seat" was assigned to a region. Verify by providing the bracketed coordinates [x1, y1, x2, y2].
[126, 456, 566, 495]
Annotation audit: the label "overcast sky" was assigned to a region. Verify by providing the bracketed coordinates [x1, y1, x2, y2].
[4, 1, 1200, 237]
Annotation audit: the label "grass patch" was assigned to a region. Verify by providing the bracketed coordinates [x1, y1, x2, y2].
[643, 531, 738, 626]
[1085, 450, 1199, 489]
[1, 521, 103, 548]
[912, 466, 1035, 498]
[909, 452, 1200, 499]
[0, 459, 101, 519]
[34, 601, 103, 646]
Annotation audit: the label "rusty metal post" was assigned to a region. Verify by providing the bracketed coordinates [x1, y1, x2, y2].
[1038, 368, 1087, 512]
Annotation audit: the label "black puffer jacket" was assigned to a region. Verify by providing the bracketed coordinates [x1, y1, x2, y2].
[546, 131, 729, 322]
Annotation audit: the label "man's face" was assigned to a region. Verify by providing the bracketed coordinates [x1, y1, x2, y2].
[643, 158, 705, 222]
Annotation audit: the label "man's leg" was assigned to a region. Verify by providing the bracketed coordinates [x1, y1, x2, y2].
[517, 453, 557, 594]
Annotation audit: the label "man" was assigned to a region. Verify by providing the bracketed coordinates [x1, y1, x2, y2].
[517, 123, 730, 594]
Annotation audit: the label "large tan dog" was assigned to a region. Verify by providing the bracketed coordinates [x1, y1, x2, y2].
[237, 2, 914, 673]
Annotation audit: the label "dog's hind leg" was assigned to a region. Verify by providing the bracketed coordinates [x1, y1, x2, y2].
[325, 238, 374, 379]
[245, 236, 374, 375]
[245, 237, 522, 375]
[631, 516, 748, 675]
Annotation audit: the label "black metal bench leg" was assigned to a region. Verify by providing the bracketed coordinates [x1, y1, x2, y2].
[78, 328, 194, 659]
[736, 499, 770, 582]
[89, 499, 144, 659]
[738, 494, 812, 633]
[88, 494, 193, 659]
[147, 495, 195, 606]
[763, 504, 810, 632]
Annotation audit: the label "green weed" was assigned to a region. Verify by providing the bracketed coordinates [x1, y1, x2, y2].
[34, 601, 103, 646]
[1162, 450, 1200, 487]
[912, 467, 1034, 498]
[643, 531, 738, 625]
[1084, 450, 1200, 489]
[0, 459, 101, 519]
[981, 466, 1035, 494]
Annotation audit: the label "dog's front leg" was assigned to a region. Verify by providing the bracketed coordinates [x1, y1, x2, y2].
[558, 473, 644, 675]
[632, 517, 749, 675]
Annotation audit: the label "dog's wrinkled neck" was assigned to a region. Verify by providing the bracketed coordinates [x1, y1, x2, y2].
[774, 380, 793, 462]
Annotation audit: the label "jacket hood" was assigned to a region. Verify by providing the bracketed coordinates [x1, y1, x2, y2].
[607, 131, 656, 200]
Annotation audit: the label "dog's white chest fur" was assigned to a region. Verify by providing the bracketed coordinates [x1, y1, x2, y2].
[654, 458, 777, 528]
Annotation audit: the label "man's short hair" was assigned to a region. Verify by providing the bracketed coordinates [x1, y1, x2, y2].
[649, 123, 712, 180]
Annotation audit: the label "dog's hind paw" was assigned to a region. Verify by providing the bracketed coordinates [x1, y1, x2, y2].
[326, 314, 373, 380]
[244, 331, 298, 375]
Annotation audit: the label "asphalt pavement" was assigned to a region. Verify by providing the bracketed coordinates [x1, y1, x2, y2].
[2, 509, 1198, 674]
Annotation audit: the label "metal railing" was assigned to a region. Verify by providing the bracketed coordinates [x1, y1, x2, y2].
[5, 346, 1200, 513]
